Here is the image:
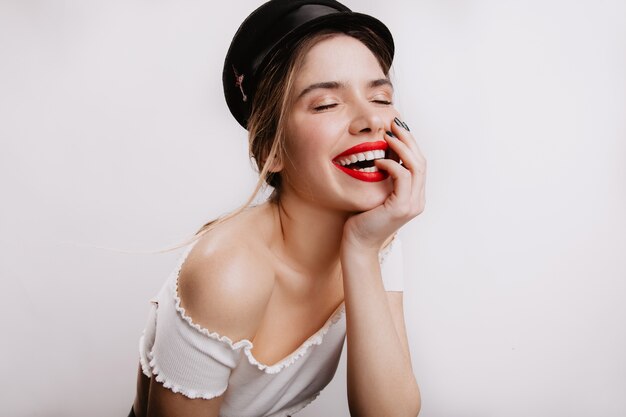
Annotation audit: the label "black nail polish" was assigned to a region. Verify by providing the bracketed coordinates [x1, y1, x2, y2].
[386, 130, 395, 138]
[394, 117, 410, 132]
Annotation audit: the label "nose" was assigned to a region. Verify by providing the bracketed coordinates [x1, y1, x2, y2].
[348, 100, 385, 137]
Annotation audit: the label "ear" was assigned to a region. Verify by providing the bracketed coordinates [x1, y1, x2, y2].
[264, 153, 283, 173]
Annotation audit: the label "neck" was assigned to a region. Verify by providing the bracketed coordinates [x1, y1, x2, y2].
[269, 191, 350, 282]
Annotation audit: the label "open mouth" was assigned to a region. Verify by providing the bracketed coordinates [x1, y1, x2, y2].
[332, 140, 391, 182]
[335, 149, 386, 172]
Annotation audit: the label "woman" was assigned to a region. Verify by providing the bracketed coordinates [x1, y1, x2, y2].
[130, 0, 425, 416]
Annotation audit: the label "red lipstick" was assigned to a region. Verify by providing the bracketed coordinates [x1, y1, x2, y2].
[332, 140, 390, 183]
[334, 164, 389, 182]
[333, 140, 388, 160]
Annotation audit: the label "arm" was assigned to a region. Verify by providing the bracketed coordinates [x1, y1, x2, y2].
[342, 244, 420, 417]
[135, 361, 225, 417]
[146, 378, 225, 417]
[341, 117, 426, 417]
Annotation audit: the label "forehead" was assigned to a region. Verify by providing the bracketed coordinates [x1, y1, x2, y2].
[295, 34, 386, 85]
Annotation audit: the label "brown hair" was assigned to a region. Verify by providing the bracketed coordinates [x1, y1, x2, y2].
[147, 24, 393, 254]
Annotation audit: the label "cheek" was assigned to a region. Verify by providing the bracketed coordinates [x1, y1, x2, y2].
[286, 116, 343, 164]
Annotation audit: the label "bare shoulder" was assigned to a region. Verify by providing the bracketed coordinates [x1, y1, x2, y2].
[177, 207, 276, 342]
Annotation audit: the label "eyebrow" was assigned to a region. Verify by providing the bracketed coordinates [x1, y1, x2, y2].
[296, 78, 393, 100]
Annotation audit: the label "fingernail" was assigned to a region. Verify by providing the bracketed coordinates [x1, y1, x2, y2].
[394, 117, 410, 132]
[385, 130, 395, 138]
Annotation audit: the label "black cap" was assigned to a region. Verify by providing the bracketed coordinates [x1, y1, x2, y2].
[223, 0, 395, 129]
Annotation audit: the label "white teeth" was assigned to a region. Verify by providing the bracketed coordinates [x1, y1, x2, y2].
[355, 166, 379, 172]
[336, 149, 386, 166]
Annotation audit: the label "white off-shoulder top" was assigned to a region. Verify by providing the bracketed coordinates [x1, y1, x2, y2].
[138, 235, 404, 417]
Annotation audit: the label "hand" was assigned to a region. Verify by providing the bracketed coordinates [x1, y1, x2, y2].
[342, 116, 427, 252]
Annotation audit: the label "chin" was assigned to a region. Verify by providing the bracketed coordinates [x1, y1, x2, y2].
[343, 180, 393, 212]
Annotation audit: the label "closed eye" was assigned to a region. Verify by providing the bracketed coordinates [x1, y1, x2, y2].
[313, 100, 391, 112]
[313, 103, 338, 112]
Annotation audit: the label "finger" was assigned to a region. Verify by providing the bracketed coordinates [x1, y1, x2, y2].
[384, 131, 402, 165]
[384, 131, 427, 208]
[390, 117, 426, 164]
[393, 116, 411, 132]
[390, 123, 425, 164]
[375, 158, 412, 204]
[384, 130, 421, 174]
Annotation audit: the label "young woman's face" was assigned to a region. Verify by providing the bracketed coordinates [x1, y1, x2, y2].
[282, 34, 400, 213]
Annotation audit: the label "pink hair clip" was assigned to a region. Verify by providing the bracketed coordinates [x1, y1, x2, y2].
[232, 66, 248, 102]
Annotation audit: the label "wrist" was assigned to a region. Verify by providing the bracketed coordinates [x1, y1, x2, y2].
[340, 238, 380, 261]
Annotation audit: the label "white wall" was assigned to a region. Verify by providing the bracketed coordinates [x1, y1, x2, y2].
[1, 0, 624, 416]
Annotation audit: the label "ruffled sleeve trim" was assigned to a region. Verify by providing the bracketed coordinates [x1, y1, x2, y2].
[169, 240, 346, 375]
[170, 240, 254, 350]
[240, 301, 345, 374]
[147, 356, 229, 400]
[139, 333, 152, 378]
[156, 233, 393, 376]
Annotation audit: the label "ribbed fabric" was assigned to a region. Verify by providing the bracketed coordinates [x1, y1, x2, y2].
[137, 235, 405, 417]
